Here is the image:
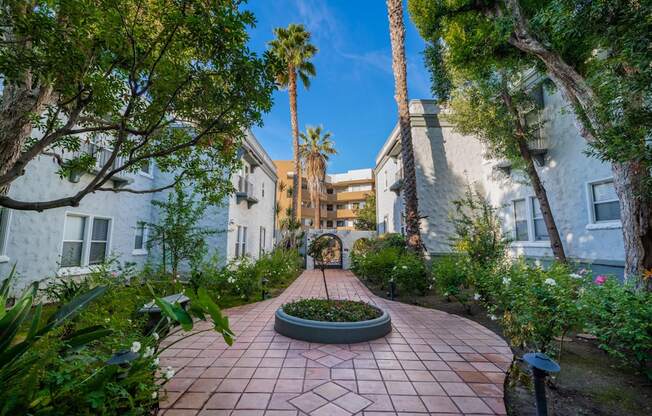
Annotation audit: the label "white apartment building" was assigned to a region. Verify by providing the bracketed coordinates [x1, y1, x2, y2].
[375, 87, 625, 277]
[0, 130, 277, 292]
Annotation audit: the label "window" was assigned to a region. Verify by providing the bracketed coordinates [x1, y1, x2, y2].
[513, 199, 529, 241]
[590, 180, 620, 222]
[261, 182, 265, 198]
[336, 204, 344, 210]
[235, 225, 247, 257]
[382, 216, 388, 234]
[0, 208, 11, 261]
[530, 198, 548, 241]
[326, 188, 333, 194]
[352, 202, 360, 210]
[61, 214, 111, 268]
[139, 159, 153, 176]
[259, 226, 266, 257]
[89, 218, 110, 264]
[134, 222, 147, 253]
[326, 220, 333, 228]
[62, 216, 86, 267]
[336, 220, 345, 227]
[385, 172, 388, 190]
[326, 204, 333, 211]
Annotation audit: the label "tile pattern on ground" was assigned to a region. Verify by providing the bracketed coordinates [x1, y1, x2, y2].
[158, 269, 512, 415]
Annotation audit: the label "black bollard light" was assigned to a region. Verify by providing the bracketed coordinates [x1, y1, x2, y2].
[261, 277, 269, 300]
[523, 352, 560, 416]
[389, 279, 396, 300]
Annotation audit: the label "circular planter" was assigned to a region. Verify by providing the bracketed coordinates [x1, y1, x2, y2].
[274, 306, 392, 344]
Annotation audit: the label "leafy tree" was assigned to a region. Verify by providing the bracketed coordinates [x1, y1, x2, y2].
[0, 0, 274, 211]
[268, 24, 317, 221]
[386, 0, 423, 253]
[147, 185, 216, 278]
[354, 193, 377, 231]
[299, 126, 336, 229]
[447, 73, 566, 262]
[408, 0, 652, 287]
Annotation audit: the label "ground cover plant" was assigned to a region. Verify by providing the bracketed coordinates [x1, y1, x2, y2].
[282, 298, 381, 322]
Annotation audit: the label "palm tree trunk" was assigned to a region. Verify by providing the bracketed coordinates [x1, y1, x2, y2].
[501, 90, 567, 263]
[386, 0, 423, 253]
[313, 191, 320, 229]
[288, 69, 300, 222]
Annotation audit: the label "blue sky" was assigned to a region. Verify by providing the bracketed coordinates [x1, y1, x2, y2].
[245, 0, 432, 173]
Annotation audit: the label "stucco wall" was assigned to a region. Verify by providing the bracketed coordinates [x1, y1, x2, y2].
[375, 98, 625, 275]
[0, 156, 155, 292]
[306, 229, 375, 270]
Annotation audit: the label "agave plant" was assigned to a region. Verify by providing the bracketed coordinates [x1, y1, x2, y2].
[0, 265, 109, 387]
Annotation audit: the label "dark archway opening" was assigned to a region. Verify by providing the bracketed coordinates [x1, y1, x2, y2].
[313, 234, 343, 269]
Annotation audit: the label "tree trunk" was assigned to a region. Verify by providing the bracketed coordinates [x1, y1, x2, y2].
[313, 190, 320, 229]
[288, 69, 300, 222]
[503, 0, 652, 284]
[387, 0, 423, 253]
[0, 78, 54, 196]
[322, 268, 330, 300]
[501, 90, 567, 263]
[612, 161, 652, 290]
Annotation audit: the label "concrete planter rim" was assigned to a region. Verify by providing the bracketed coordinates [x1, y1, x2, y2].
[274, 302, 392, 343]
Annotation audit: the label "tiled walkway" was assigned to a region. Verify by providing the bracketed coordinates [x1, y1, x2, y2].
[159, 270, 512, 415]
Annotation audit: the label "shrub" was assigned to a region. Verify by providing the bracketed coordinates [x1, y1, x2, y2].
[391, 252, 429, 297]
[488, 261, 584, 355]
[353, 246, 402, 287]
[282, 298, 381, 322]
[581, 276, 652, 378]
[432, 254, 472, 311]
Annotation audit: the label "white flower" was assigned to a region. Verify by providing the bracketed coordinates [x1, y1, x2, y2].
[428, 284, 433, 290]
[473, 293, 481, 301]
[502, 277, 511, 286]
[544, 278, 557, 286]
[144, 346, 155, 358]
[489, 314, 497, 321]
[570, 273, 582, 279]
[130, 341, 141, 353]
[164, 366, 175, 380]
[153, 358, 160, 366]
[402, 265, 408, 270]
[152, 332, 160, 341]
[151, 392, 158, 399]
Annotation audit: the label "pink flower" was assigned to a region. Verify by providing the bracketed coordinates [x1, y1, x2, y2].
[594, 275, 607, 285]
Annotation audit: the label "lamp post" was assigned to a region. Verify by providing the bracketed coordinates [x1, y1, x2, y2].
[523, 352, 560, 416]
[261, 277, 269, 300]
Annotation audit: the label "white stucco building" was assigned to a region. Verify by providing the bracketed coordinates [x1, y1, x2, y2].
[0, 130, 277, 292]
[375, 89, 625, 276]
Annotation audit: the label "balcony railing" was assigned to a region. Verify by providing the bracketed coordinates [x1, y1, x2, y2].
[236, 175, 258, 206]
[69, 142, 131, 186]
[389, 170, 403, 193]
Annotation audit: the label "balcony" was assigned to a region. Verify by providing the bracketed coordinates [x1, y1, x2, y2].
[389, 171, 403, 194]
[235, 175, 258, 206]
[69, 142, 132, 187]
[494, 135, 550, 174]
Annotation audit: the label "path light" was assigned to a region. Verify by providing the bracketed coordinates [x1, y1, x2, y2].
[388, 278, 396, 300]
[261, 277, 269, 300]
[523, 352, 560, 416]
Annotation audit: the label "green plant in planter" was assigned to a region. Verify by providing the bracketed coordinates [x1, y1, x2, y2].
[283, 298, 381, 322]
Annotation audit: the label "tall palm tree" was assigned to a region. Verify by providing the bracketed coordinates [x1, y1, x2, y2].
[299, 126, 337, 229]
[268, 24, 317, 222]
[386, 0, 423, 252]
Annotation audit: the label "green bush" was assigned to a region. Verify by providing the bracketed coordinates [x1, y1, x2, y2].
[282, 298, 381, 322]
[432, 254, 472, 309]
[391, 252, 429, 296]
[581, 276, 652, 378]
[353, 246, 402, 286]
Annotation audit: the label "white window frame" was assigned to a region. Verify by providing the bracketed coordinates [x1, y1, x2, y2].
[59, 212, 113, 275]
[235, 225, 247, 257]
[585, 178, 622, 230]
[132, 221, 148, 256]
[509, 198, 551, 247]
[336, 220, 345, 228]
[138, 159, 154, 178]
[530, 197, 549, 241]
[0, 208, 13, 263]
[259, 226, 266, 257]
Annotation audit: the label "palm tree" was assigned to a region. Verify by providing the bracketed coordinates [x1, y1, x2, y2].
[268, 24, 317, 222]
[386, 0, 423, 252]
[299, 126, 337, 229]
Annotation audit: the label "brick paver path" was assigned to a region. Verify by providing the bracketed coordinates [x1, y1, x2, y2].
[159, 269, 512, 415]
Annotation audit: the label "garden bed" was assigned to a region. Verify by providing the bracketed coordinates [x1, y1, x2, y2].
[362, 281, 652, 416]
[274, 298, 391, 344]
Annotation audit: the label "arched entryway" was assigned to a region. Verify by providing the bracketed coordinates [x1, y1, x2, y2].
[312, 233, 343, 269]
[306, 230, 376, 270]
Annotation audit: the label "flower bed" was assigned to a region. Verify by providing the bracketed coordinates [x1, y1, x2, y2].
[282, 298, 381, 322]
